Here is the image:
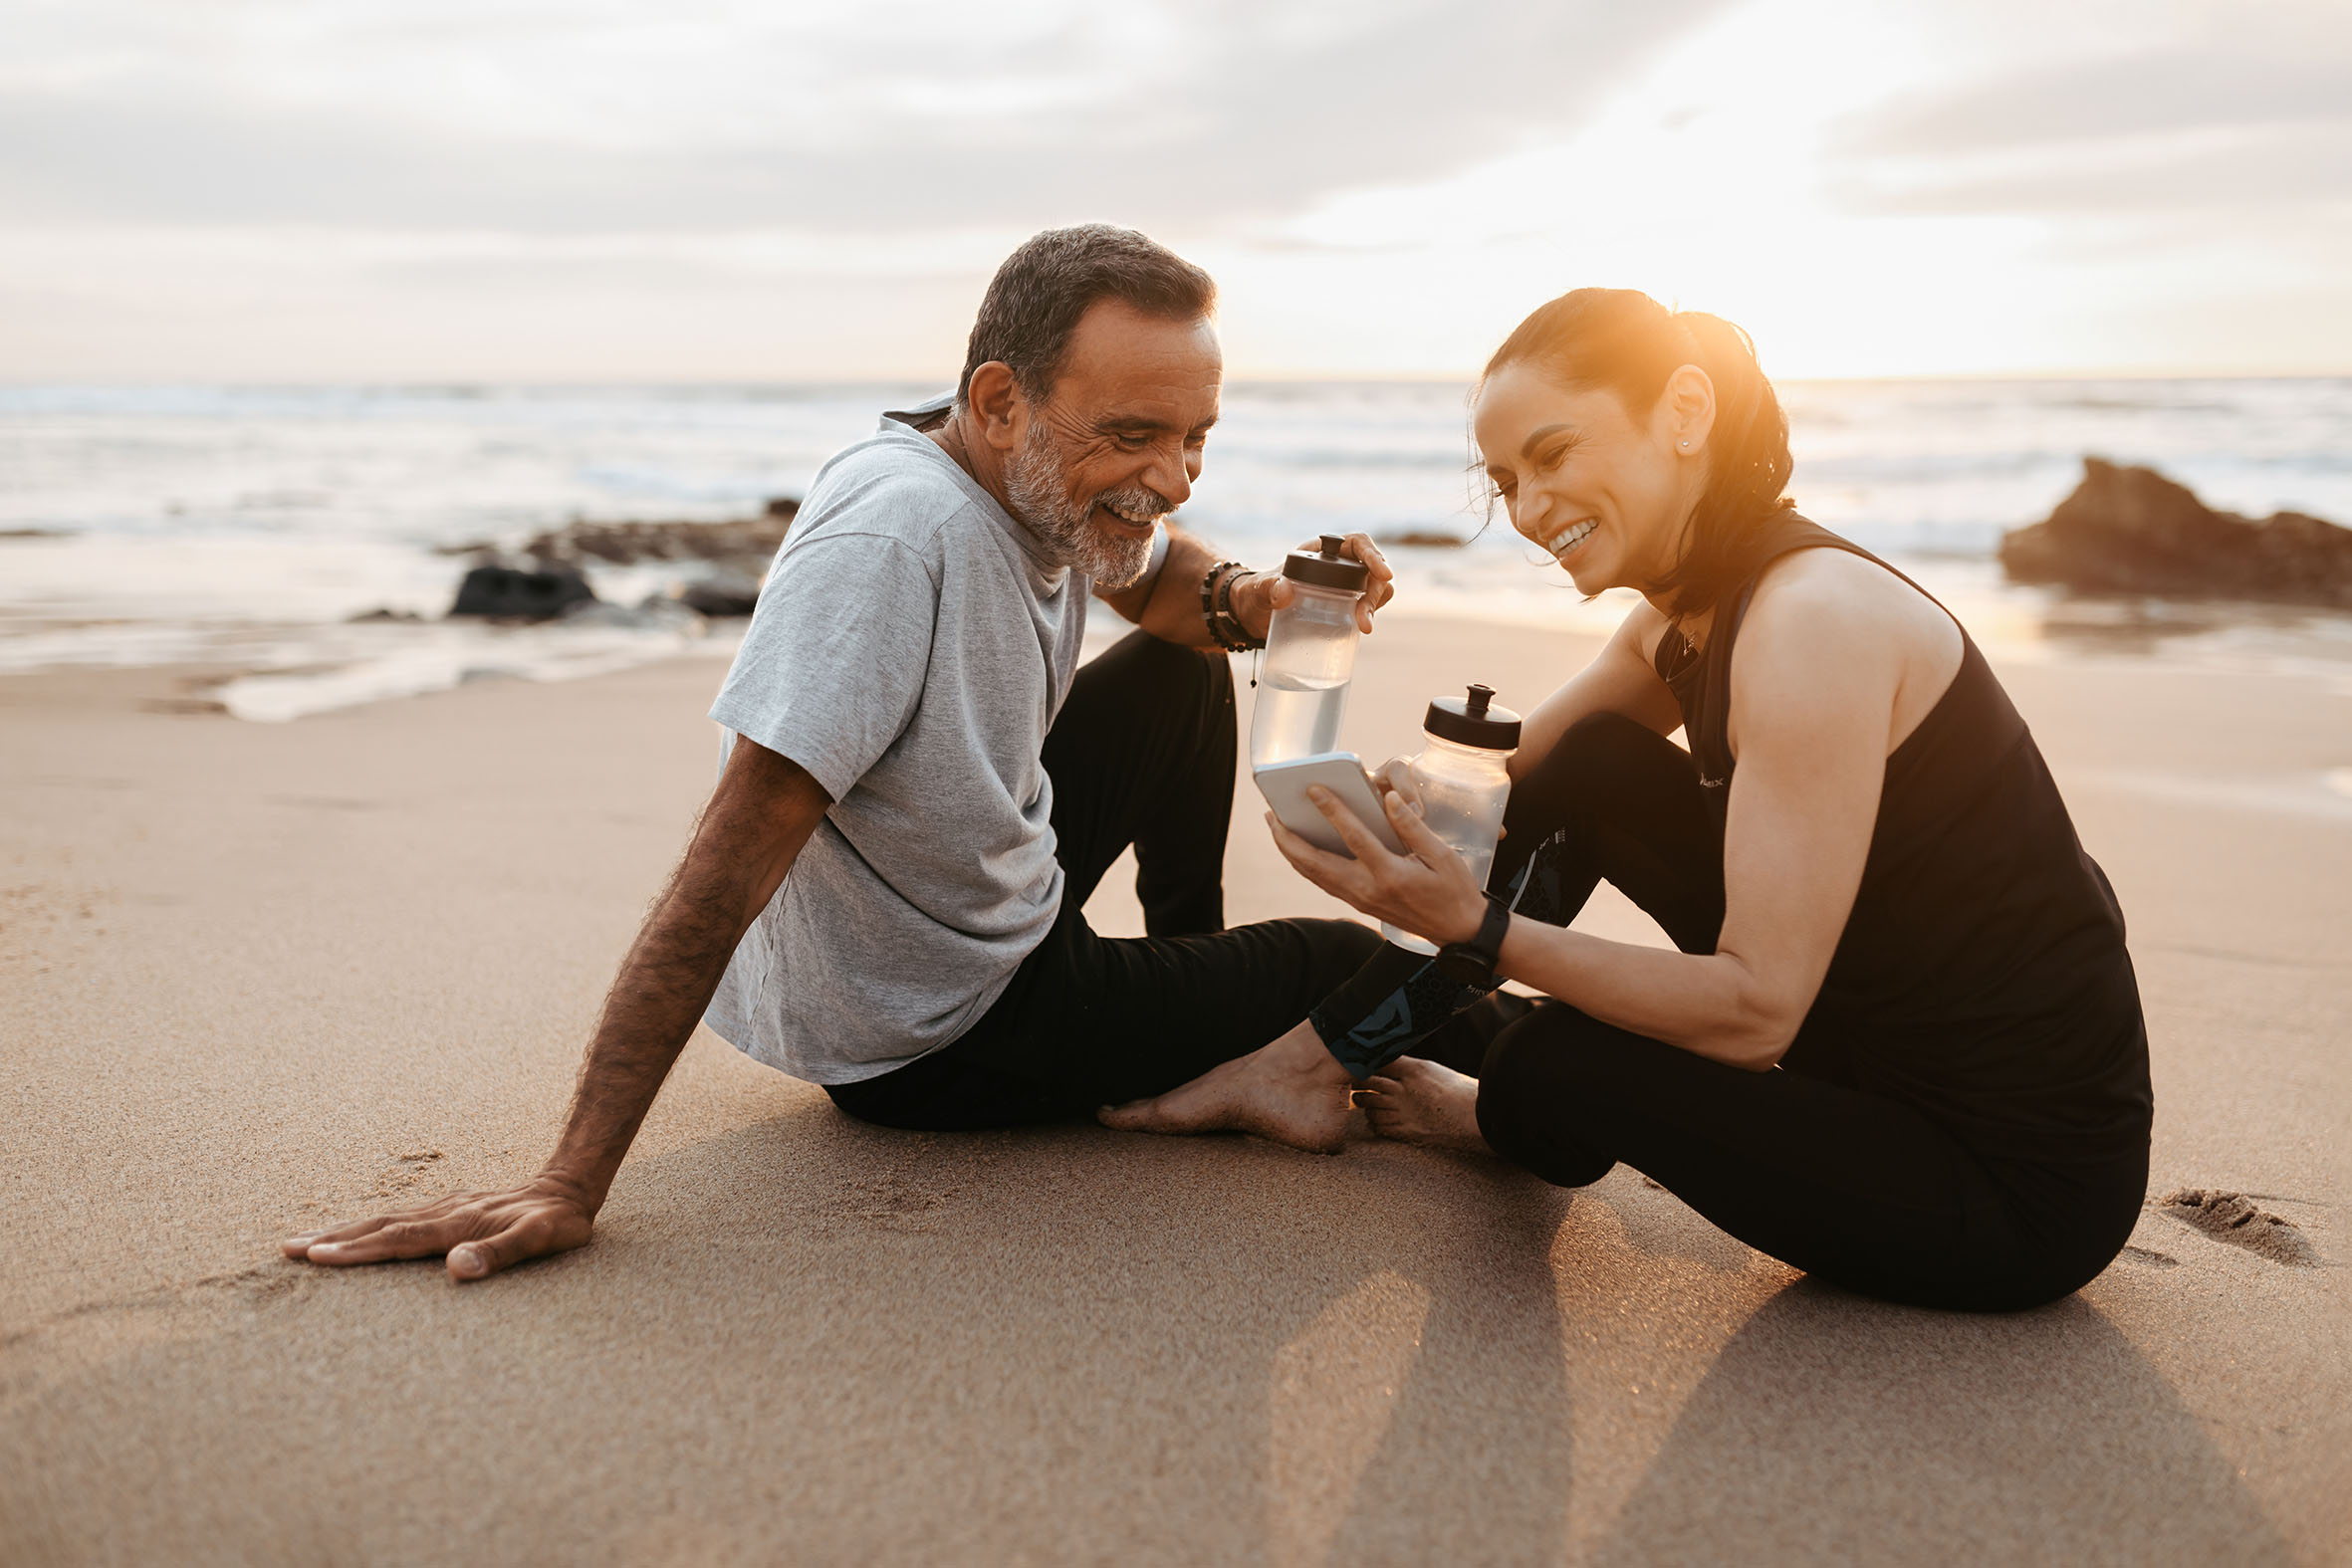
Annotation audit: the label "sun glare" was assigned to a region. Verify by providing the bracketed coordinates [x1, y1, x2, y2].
[1210, 0, 2341, 379]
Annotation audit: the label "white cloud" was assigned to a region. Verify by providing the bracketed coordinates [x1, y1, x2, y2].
[0, 0, 1723, 231]
[0, 0, 2345, 376]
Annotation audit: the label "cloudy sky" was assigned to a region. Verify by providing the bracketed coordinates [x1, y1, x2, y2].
[4, 0, 2347, 379]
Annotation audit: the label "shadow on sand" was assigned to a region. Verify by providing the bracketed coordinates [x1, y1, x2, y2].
[0, 1098, 2290, 1566]
[1581, 1280, 2291, 1566]
[3, 1100, 1577, 1565]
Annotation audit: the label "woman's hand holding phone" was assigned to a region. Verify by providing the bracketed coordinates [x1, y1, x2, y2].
[1264, 773, 1489, 950]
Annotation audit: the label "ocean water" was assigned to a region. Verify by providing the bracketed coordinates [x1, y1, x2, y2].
[3, 378, 2350, 718]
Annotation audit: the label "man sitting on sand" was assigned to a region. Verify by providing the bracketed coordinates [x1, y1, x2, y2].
[283, 224, 1392, 1281]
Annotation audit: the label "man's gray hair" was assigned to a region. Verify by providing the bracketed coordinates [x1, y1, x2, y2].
[956, 224, 1217, 409]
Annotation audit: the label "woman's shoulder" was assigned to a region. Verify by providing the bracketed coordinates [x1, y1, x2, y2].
[1748, 545, 1945, 644]
[1739, 545, 1965, 738]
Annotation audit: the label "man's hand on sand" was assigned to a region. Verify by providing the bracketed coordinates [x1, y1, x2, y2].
[282, 1174, 595, 1282]
[278, 743, 828, 1287]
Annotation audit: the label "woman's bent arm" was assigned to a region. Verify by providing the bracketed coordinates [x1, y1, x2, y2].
[1509, 600, 1684, 782]
[1495, 566, 1900, 1065]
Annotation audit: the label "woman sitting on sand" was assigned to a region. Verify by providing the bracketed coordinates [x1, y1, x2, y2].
[1104, 288, 2153, 1313]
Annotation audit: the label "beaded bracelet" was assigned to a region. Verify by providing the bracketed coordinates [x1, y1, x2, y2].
[1197, 560, 1235, 648]
[1213, 564, 1264, 650]
[1223, 563, 1261, 648]
[1199, 560, 1260, 652]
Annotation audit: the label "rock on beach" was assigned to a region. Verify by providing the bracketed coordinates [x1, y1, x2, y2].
[448, 562, 597, 620]
[438, 499, 797, 621]
[2000, 458, 2352, 608]
[516, 499, 797, 569]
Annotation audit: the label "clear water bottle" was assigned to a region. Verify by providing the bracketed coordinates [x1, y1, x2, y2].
[1384, 683, 1522, 955]
[1249, 535, 1371, 768]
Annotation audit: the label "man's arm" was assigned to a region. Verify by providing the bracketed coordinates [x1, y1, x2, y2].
[1095, 526, 1394, 645]
[282, 738, 832, 1281]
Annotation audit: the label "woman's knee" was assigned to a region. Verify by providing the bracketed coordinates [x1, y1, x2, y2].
[1559, 708, 1667, 758]
[1523, 712, 1692, 808]
[1498, 712, 1686, 863]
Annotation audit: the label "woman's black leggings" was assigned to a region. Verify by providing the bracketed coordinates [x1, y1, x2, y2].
[1307, 714, 2147, 1313]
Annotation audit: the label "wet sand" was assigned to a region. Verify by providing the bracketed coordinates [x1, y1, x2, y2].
[3, 618, 2347, 1566]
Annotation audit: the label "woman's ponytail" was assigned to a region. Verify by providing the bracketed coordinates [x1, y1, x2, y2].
[1480, 290, 1795, 616]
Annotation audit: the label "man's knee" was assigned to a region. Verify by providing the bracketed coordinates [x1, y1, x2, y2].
[1105, 628, 1233, 707]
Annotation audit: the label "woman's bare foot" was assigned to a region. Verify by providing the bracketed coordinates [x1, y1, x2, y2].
[1359, 1056, 1492, 1156]
[1098, 1022, 1357, 1155]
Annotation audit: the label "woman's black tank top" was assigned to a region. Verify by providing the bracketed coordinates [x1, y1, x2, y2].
[1653, 517, 2152, 1163]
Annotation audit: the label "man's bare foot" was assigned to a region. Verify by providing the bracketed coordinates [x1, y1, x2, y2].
[1099, 1022, 1356, 1154]
[1358, 1056, 1492, 1157]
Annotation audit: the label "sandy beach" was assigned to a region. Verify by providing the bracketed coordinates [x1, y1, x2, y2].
[3, 615, 2347, 1566]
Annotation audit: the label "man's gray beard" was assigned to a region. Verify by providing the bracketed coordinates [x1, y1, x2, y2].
[1002, 418, 1162, 588]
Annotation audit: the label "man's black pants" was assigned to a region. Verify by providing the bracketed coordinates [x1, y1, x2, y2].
[824, 630, 1381, 1131]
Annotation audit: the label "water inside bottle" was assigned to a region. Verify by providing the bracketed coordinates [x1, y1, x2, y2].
[1251, 671, 1347, 765]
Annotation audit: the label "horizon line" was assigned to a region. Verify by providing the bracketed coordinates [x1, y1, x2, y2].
[4, 367, 2350, 391]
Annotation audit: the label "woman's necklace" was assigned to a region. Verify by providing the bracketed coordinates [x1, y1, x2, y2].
[1669, 605, 1716, 659]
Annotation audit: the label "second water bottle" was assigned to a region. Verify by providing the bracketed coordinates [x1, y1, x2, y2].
[1383, 684, 1522, 955]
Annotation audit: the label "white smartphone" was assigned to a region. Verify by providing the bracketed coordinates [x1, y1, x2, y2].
[1253, 752, 1409, 858]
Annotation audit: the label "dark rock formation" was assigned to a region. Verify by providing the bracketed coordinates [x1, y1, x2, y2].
[434, 499, 798, 568]
[448, 562, 597, 620]
[668, 565, 766, 618]
[1376, 530, 1468, 549]
[521, 500, 797, 566]
[2001, 459, 2352, 608]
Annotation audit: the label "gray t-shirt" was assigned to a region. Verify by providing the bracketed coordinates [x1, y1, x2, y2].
[703, 398, 1092, 1084]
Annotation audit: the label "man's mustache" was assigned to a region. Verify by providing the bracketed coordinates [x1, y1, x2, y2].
[1092, 487, 1174, 523]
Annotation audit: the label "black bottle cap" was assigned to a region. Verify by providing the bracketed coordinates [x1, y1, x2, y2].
[1423, 683, 1521, 749]
[1281, 534, 1370, 592]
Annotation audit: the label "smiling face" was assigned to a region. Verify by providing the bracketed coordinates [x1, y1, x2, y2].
[1473, 359, 1713, 601]
[1000, 299, 1222, 586]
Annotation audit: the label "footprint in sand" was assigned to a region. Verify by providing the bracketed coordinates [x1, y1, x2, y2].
[2158, 1189, 2320, 1267]
[2, 1263, 320, 1362]
[2118, 1244, 2179, 1268]
[814, 1164, 959, 1235]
